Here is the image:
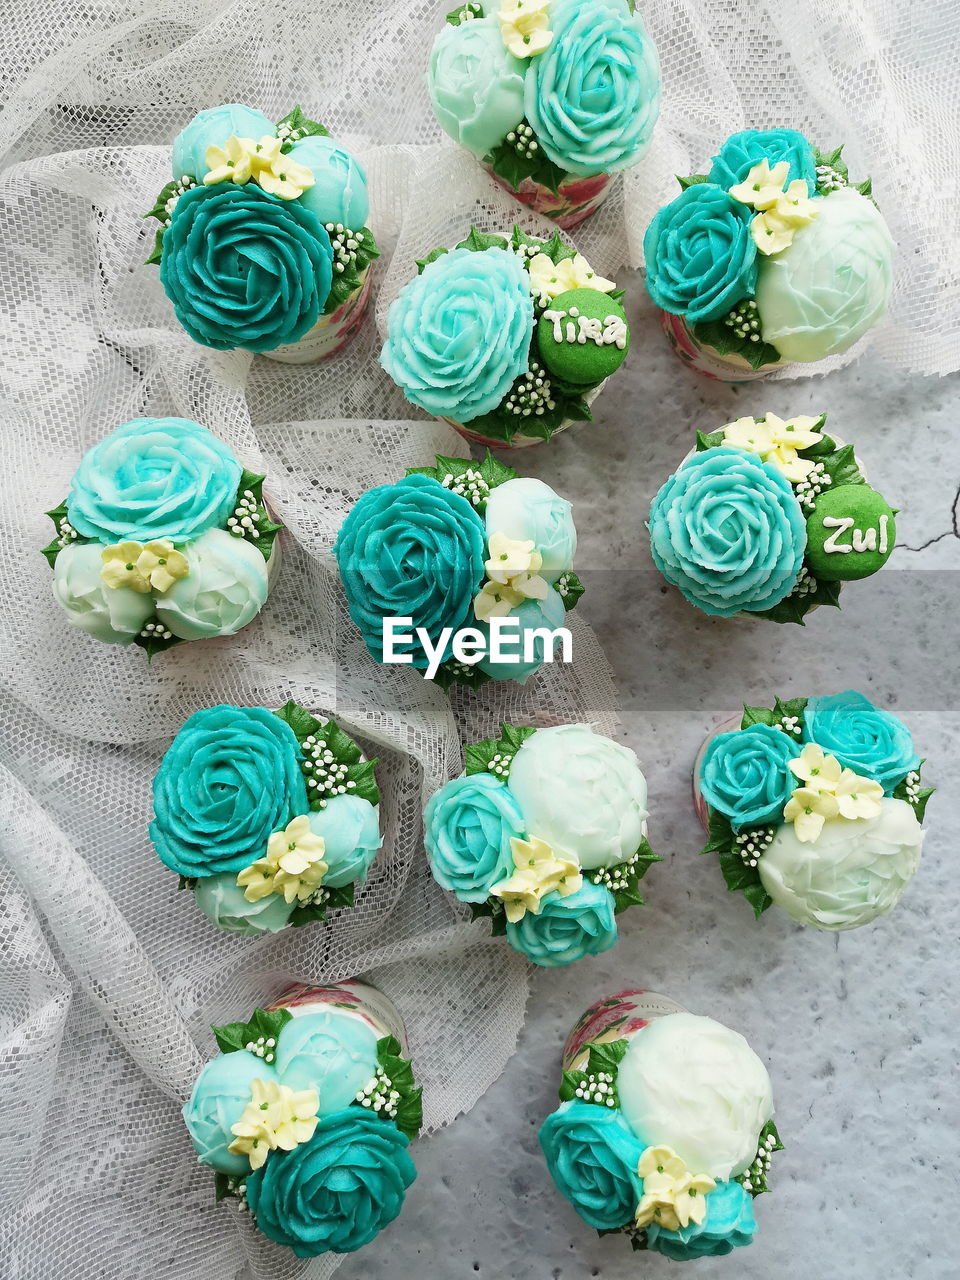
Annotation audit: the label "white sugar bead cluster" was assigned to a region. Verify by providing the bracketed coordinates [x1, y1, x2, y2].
[790, 567, 818, 598]
[139, 620, 173, 641]
[505, 123, 539, 161]
[227, 489, 261, 539]
[735, 827, 775, 868]
[324, 223, 360, 274]
[904, 771, 921, 804]
[244, 1035, 277, 1065]
[455, 2, 482, 20]
[440, 468, 489, 507]
[777, 714, 802, 738]
[442, 660, 475, 679]
[591, 847, 643, 891]
[355, 1066, 401, 1118]
[794, 461, 832, 511]
[275, 122, 304, 145]
[723, 298, 762, 342]
[816, 163, 847, 193]
[301, 734, 356, 808]
[556, 572, 576, 599]
[573, 1071, 618, 1107]
[57, 516, 79, 548]
[236, 1182, 250, 1213]
[503, 360, 556, 418]
[740, 1132, 778, 1193]
[162, 176, 199, 225]
[488, 752, 514, 778]
[301, 884, 331, 908]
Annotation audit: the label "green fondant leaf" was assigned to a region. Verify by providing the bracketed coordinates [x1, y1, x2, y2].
[743, 880, 774, 918]
[772, 696, 809, 728]
[484, 130, 569, 197]
[144, 179, 180, 225]
[276, 105, 329, 141]
[677, 174, 710, 189]
[738, 1119, 784, 1196]
[212, 1007, 292, 1055]
[455, 226, 509, 254]
[343, 758, 380, 807]
[228, 470, 283, 561]
[754, 575, 842, 625]
[690, 316, 782, 371]
[556, 569, 585, 611]
[700, 806, 735, 857]
[540, 229, 577, 265]
[913, 788, 935, 823]
[695, 429, 726, 452]
[445, 1, 484, 25]
[432, 659, 492, 694]
[132, 626, 183, 660]
[819, 442, 866, 488]
[468, 897, 507, 937]
[560, 1037, 630, 1106]
[510, 226, 549, 257]
[740, 705, 777, 729]
[372, 1035, 423, 1140]
[145, 226, 165, 266]
[214, 1173, 232, 1203]
[477, 449, 520, 491]
[415, 246, 449, 274]
[465, 723, 537, 777]
[596, 835, 661, 915]
[274, 699, 323, 742]
[854, 177, 873, 198]
[288, 880, 357, 927]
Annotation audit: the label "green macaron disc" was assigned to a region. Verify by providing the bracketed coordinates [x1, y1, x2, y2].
[536, 288, 629, 385]
[805, 484, 896, 581]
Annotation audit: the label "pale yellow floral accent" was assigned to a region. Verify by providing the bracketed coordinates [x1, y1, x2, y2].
[474, 532, 549, 620]
[474, 579, 524, 622]
[634, 1145, 716, 1232]
[498, 0, 553, 58]
[236, 814, 328, 904]
[833, 769, 884, 821]
[100, 542, 152, 592]
[730, 161, 821, 255]
[729, 159, 792, 210]
[490, 833, 582, 923]
[783, 786, 840, 842]
[722, 411, 824, 483]
[485, 531, 543, 584]
[528, 251, 616, 303]
[789, 742, 844, 791]
[751, 210, 796, 256]
[204, 134, 314, 200]
[228, 1077, 320, 1171]
[135, 540, 189, 592]
[772, 179, 819, 227]
[784, 742, 883, 840]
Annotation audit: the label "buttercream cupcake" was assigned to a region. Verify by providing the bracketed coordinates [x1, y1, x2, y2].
[334, 451, 583, 688]
[644, 129, 893, 380]
[44, 418, 281, 654]
[151, 701, 382, 932]
[648, 411, 896, 622]
[428, 1, 660, 228]
[694, 691, 931, 930]
[381, 225, 629, 447]
[182, 980, 421, 1256]
[424, 723, 659, 965]
[540, 990, 780, 1258]
[145, 105, 378, 362]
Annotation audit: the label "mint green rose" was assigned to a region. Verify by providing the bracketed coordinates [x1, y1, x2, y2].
[52, 542, 154, 644]
[154, 528, 270, 640]
[428, 16, 526, 157]
[483, 477, 576, 584]
[193, 872, 295, 934]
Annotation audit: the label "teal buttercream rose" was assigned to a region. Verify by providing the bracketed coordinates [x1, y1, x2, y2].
[159, 183, 333, 352]
[700, 724, 800, 831]
[150, 704, 308, 878]
[803, 691, 919, 793]
[274, 1010, 378, 1112]
[476, 586, 567, 683]
[428, 16, 526, 157]
[539, 1100, 644, 1230]
[755, 187, 894, 362]
[66, 418, 242, 545]
[506, 879, 617, 967]
[643, 184, 758, 323]
[708, 127, 817, 194]
[287, 135, 369, 230]
[380, 247, 533, 422]
[193, 872, 295, 933]
[51, 542, 154, 644]
[153, 528, 269, 641]
[525, 0, 660, 177]
[646, 1179, 757, 1260]
[306, 795, 382, 888]
[483, 477, 576, 584]
[424, 773, 526, 902]
[171, 104, 276, 181]
[648, 448, 806, 617]
[182, 1050, 278, 1176]
[245, 1108, 416, 1256]
[334, 473, 486, 668]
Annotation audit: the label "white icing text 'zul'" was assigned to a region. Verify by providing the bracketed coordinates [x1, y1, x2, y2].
[821, 513, 890, 554]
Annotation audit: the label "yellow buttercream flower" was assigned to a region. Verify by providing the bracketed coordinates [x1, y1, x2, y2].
[204, 134, 314, 200]
[634, 1146, 715, 1232]
[789, 742, 844, 791]
[204, 135, 259, 186]
[785, 742, 884, 839]
[474, 579, 525, 622]
[474, 531, 550, 620]
[833, 769, 884, 821]
[228, 1078, 320, 1171]
[751, 209, 796, 256]
[237, 814, 328, 904]
[100, 542, 152, 592]
[773, 179, 820, 227]
[490, 833, 582, 922]
[729, 159, 792, 211]
[783, 785, 840, 842]
[528, 251, 616, 303]
[485, 531, 543, 584]
[498, 0, 553, 58]
[135, 540, 189, 592]
[722, 412, 824, 483]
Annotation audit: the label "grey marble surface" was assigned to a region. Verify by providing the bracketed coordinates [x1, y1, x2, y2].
[339, 283, 960, 1280]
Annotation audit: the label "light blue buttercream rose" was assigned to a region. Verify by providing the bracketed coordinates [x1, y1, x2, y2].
[245, 1108, 416, 1256]
[160, 183, 333, 352]
[424, 773, 526, 902]
[643, 184, 758, 323]
[483, 477, 576, 584]
[193, 872, 295, 934]
[803, 691, 919, 793]
[171, 104, 276, 181]
[151, 704, 308, 878]
[154, 528, 269, 641]
[646, 1179, 757, 1260]
[428, 16, 526, 158]
[476, 586, 567, 683]
[306, 794, 382, 888]
[287, 135, 369, 230]
[700, 724, 800, 831]
[506, 879, 617, 967]
[66, 418, 241, 545]
[334, 473, 486, 668]
[525, 0, 660, 177]
[274, 1009, 378, 1111]
[380, 247, 533, 422]
[539, 1100, 644, 1230]
[648, 447, 806, 617]
[182, 1050, 278, 1175]
[52, 542, 155, 644]
[708, 127, 817, 194]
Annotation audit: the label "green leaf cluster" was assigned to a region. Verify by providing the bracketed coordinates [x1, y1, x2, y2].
[40, 499, 73, 568]
[599, 836, 662, 915]
[212, 1006, 292, 1055]
[234, 468, 284, 560]
[464, 723, 537, 778]
[323, 225, 379, 315]
[405, 449, 519, 512]
[689, 315, 782, 372]
[273, 700, 380, 809]
[484, 125, 569, 196]
[276, 105, 330, 144]
[373, 1036, 423, 1140]
[699, 807, 772, 920]
[558, 1037, 629, 1104]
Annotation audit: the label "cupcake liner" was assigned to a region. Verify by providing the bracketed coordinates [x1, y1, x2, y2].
[657, 309, 787, 383]
[262, 267, 372, 365]
[266, 979, 408, 1052]
[691, 714, 743, 831]
[440, 380, 606, 450]
[484, 164, 614, 230]
[561, 989, 688, 1071]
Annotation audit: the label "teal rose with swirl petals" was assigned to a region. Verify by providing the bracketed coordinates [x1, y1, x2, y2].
[647, 1179, 757, 1261]
[708, 127, 817, 194]
[424, 773, 526, 902]
[334, 474, 486, 668]
[245, 1108, 416, 1256]
[539, 1100, 644, 1230]
[700, 724, 801, 830]
[643, 185, 758, 323]
[428, 16, 526, 157]
[150, 705, 308, 878]
[506, 879, 617, 967]
[66, 418, 241, 544]
[802, 691, 919, 793]
[525, 0, 661, 178]
[159, 183, 333, 352]
[648, 447, 806, 617]
[380, 247, 533, 422]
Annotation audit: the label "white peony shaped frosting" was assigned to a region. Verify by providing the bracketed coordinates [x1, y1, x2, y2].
[52, 542, 154, 643]
[506, 724, 648, 870]
[155, 527, 269, 640]
[617, 1012, 774, 1180]
[758, 797, 923, 931]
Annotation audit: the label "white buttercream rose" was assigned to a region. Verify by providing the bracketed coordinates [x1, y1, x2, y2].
[617, 1012, 774, 1181]
[52, 542, 154, 643]
[758, 797, 923, 931]
[155, 528, 269, 640]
